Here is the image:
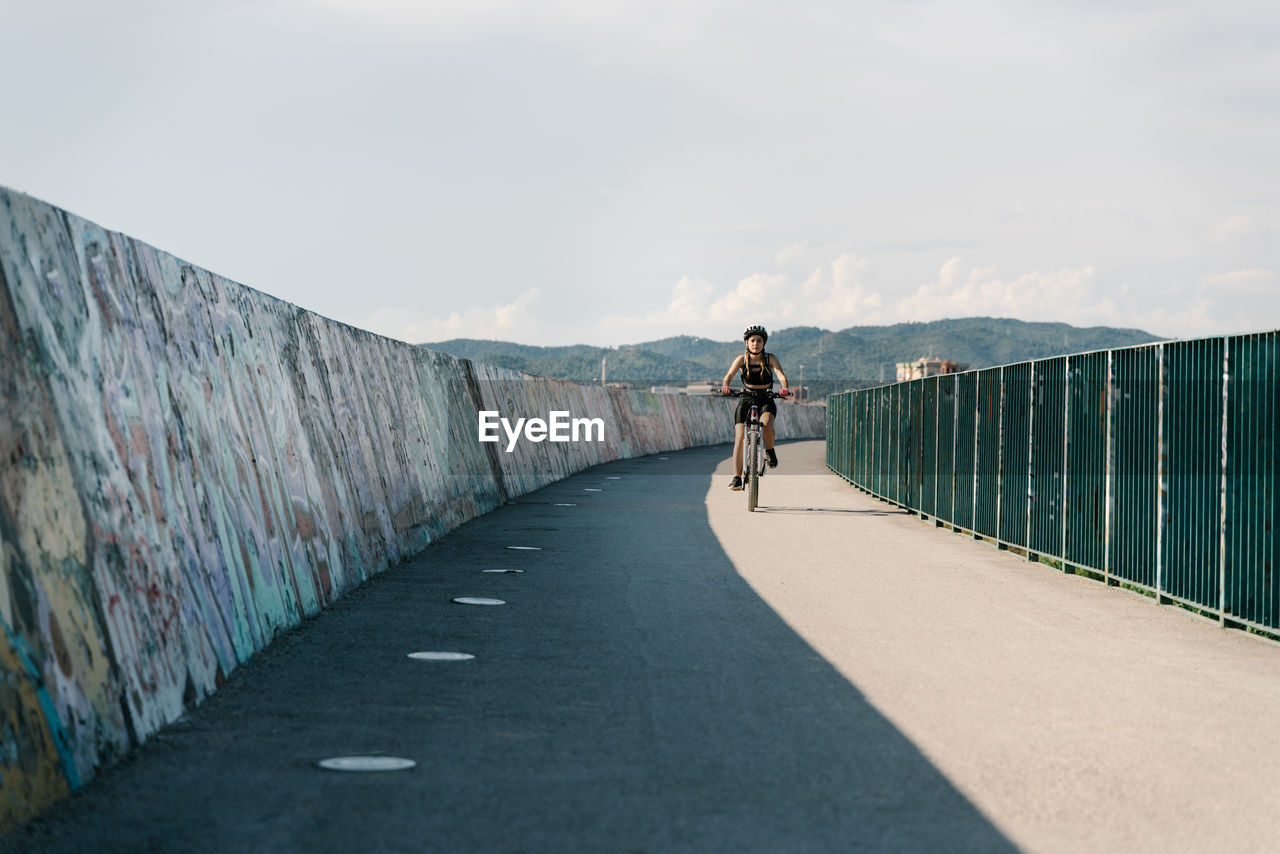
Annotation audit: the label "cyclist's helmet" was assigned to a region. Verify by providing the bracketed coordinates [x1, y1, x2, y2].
[743, 325, 768, 343]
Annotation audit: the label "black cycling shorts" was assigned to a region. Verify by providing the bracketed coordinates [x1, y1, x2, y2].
[735, 394, 777, 424]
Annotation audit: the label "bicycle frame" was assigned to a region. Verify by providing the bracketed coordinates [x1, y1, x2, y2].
[727, 390, 781, 512]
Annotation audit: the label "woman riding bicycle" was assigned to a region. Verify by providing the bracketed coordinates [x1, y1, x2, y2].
[720, 325, 791, 490]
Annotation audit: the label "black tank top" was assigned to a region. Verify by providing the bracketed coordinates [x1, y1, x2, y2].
[740, 352, 775, 389]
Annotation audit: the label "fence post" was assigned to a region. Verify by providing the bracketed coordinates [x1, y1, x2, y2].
[1157, 343, 1168, 604]
[1062, 355, 1071, 569]
[1219, 337, 1230, 624]
[890, 385, 897, 503]
[1104, 349, 1115, 586]
[1026, 361, 1037, 561]
[996, 367, 1005, 548]
[967, 373, 977, 535]
[936, 376, 947, 524]
[953, 374, 960, 524]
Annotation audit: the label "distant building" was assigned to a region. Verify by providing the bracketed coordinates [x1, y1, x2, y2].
[896, 356, 965, 382]
[650, 386, 683, 395]
[683, 383, 719, 395]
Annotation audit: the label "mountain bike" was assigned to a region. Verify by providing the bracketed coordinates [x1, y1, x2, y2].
[725, 390, 783, 512]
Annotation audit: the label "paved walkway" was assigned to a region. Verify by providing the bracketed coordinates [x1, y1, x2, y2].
[711, 441, 1280, 852]
[7, 441, 1280, 852]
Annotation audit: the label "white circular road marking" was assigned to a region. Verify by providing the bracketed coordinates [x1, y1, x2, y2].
[452, 597, 506, 606]
[505, 545, 542, 551]
[317, 756, 416, 772]
[407, 652, 475, 661]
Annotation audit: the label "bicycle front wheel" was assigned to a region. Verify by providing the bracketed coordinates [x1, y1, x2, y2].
[746, 432, 760, 511]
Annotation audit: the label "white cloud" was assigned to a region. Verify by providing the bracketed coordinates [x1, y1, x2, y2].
[595, 251, 1251, 344]
[361, 288, 541, 344]
[701, 253, 881, 331]
[707, 272, 787, 322]
[880, 259, 1108, 326]
[373, 250, 1277, 349]
[775, 239, 810, 265]
[879, 259, 1259, 339]
[814, 254, 882, 319]
[595, 276, 716, 341]
[664, 276, 718, 323]
[1213, 215, 1258, 239]
[597, 253, 884, 341]
[1202, 269, 1279, 292]
[1209, 214, 1280, 255]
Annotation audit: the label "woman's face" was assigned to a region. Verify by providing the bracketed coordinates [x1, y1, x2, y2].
[746, 335, 765, 352]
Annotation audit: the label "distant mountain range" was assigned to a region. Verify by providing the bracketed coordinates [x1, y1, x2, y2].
[421, 317, 1162, 397]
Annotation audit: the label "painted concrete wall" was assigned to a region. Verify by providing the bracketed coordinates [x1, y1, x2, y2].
[0, 187, 825, 828]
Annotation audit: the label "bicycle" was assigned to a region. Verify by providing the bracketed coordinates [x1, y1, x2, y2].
[724, 390, 784, 512]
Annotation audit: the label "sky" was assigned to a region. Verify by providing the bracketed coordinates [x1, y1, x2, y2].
[2, 0, 1278, 346]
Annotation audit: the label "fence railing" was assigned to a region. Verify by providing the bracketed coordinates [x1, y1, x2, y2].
[826, 331, 1278, 634]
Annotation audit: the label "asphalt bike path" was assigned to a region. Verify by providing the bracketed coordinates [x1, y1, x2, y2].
[7, 442, 1012, 854]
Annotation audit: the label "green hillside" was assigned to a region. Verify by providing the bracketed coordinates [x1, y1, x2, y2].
[422, 317, 1162, 397]
[424, 339, 710, 384]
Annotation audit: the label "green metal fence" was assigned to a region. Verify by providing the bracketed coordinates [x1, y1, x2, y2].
[825, 332, 1280, 635]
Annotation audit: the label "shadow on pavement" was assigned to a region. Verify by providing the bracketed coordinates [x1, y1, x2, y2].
[752, 505, 895, 516]
[8, 444, 1014, 853]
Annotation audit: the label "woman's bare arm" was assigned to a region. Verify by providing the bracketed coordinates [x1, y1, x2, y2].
[769, 354, 789, 389]
[721, 355, 745, 388]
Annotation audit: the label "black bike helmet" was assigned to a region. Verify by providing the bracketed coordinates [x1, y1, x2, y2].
[743, 325, 768, 343]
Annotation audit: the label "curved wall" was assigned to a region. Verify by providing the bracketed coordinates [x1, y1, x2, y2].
[0, 187, 825, 827]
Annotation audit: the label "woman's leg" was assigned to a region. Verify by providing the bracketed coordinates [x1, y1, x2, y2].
[733, 422, 745, 476]
[761, 411, 775, 449]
